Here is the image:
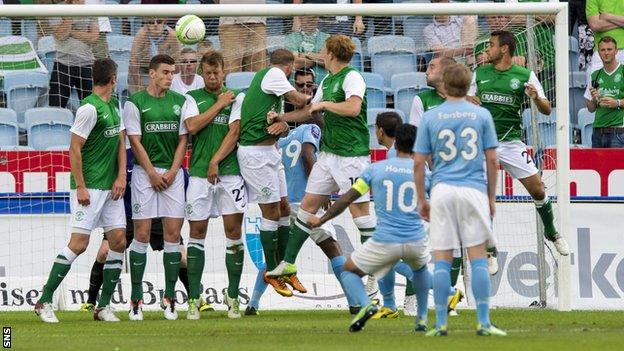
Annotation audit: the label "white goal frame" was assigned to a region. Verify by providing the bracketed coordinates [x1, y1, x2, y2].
[2, 2, 571, 311]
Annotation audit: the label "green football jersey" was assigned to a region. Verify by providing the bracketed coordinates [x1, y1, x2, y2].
[418, 89, 445, 112]
[590, 65, 624, 128]
[70, 94, 122, 190]
[474, 63, 532, 141]
[186, 87, 241, 178]
[319, 66, 369, 157]
[129, 89, 186, 169]
[240, 68, 283, 146]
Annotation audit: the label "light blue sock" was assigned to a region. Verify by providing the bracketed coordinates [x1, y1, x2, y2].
[249, 263, 268, 309]
[471, 258, 491, 327]
[330, 256, 357, 307]
[378, 271, 397, 311]
[433, 260, 452, 329]
[340, 271, 370, 307]
[412, 265, 431, 321]
[428, 266, 456, 297]
[393, 261, 414, 281]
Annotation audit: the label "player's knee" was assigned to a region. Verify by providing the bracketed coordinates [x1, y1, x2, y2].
[279, 198, 291, 217]
[353, 215, 376, 230]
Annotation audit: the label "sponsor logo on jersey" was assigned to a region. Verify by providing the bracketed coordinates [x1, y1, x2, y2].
[102, 114, 110, 120]
[598, 87, 620, 97]
[173, 104, 181, 116]
[141, 107, 152, 113]
[510, 78, 521, 90]
[104, 125, 121, 138]
[213, 114, 229, 125]
[145, 121, 179, 133]
[311, 125, 320, 140]
[481, 92, 515, 105]
[479, 79, 490, 84]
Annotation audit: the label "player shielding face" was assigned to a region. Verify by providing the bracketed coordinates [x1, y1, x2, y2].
[467, 30, 569, 256]
[414, 64, 505, 337]
[35, 58, 127, 323]
[182, 51, 247, 319]
[123, 54, 189, 321]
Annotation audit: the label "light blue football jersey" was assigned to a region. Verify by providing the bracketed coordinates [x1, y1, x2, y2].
[278, 124, 321, 203]
[414, 100, 498, 193]
[386, 142, 397, 159]
[358, 156, 430, 243]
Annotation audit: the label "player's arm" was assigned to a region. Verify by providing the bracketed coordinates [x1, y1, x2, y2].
[111, 130, 127, 201]
[207, 93, 244, 184]
[311, 185, 364, 228]
[409, 95, 424, 127]
[485, 148, 498, 218]
[69, 105, 98, 206]
[163, 131, 189, 188]
[600, 12, 624, 27]
[525, 72, 551, 115]
[413, 153, 430, 222]
[184, 91, 235, 135]
[263, 67, 310, 108]
[584, 82, 601, 112]
[301, 142, 316, 177]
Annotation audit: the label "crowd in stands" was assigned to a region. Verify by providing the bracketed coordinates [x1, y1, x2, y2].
[0, 0, 623, 149]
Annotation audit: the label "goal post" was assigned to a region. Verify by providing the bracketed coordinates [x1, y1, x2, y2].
[0, 2, 570, 311]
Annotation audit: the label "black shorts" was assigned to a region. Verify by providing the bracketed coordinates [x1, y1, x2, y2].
[103, 217, 184, 250]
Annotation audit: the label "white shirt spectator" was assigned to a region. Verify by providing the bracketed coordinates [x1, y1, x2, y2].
[171, 73, 205, 95]
[424, 16, 464, 51]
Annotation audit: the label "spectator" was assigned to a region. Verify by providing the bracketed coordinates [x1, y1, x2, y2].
[219, 0, 267, 75]
[569, 0, 593, 71]
[85, 0, 111, 60]
[293, 0, 365, 36]
[423, 0, 477, 65]
[584, 36, 624, 148]
[47, 0, 99, 108]
[171, 47, 204, 94]
[361, 0, 393, 37]
[586, 0, 624, 80]
[197, 39, 215, 57]
[284, 68, 316, 114]
[128, 17, 180, 94]
[285, 16, 329, 84]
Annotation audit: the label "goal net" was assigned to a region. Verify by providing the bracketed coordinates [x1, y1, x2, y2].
[0, 2, 570, 312]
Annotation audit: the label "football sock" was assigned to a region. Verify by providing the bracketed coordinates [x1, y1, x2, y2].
[378, 271, 397, 311]
[39, 246, 77, 304]
[471, 258, 491, 327]
[260, 218, 279, 270]
[129, 239, 149, 302]
[412, 265, 431, 321]
[330, 255, 356, 307]
[535, 197, 558, 241]
[433, 260, 452, 329]
[87, 260, 104, 305]
[340, 271, 370, 307]
[163, 240, 181, 299]
[283, 210, 312, 264]
[450, 256, 462, 287]
[98, 249, 124, 308]
[225, 238, 245, 299]
[250, 263, 268, 309]
[187, 237, 205, 300]
[393, 261, 414, 296]
[178, 267, 190, 296]
[353, 215, 375, 244]
[277, 217, 290, 262]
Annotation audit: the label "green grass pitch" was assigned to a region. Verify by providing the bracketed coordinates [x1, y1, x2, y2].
[5, 309, 622, 351]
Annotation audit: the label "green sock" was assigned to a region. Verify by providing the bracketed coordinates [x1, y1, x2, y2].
[536, 199, 558, 241]
[260, 228, 278, 271]
[226, 240, 245, 298]
[129, 245, 147, 302]
[277, 224, 290, 262]
[186, 239, 205, 300]
[97, 250, 123, 308]
[283, 219, 310, 264]
[163, 241, 181, 299]
[450, 257, 462, 287]
[405, 280, 415, 296]
[39, 248, 75, 303]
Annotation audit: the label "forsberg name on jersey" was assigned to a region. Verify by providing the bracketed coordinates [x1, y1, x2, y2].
[145, 121, 179, 133]
[437, 111, 477, 120]
[103, 125, 122, 138]
[481, 92, 515, 105]
[385, 164, 413, 175]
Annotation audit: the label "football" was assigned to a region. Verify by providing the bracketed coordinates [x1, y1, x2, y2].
[175, 14, 206, 45]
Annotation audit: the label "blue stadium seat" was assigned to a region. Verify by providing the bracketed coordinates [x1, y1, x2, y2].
[368, 35, 417, 90]
[523, 109, 564, 147]
[361, 72, 386, 109]
[0, 18, 11, 37]
[25, 108, 73, 150]
[367, 108, 405, 148]
[569, 36, 580, 71]
[0, 108, 19, 149]
[390, 72, 430, 119]
[108, 17, 123, 35]
[107, 34, 133, 74]
[3, 70, 49, 128]
[206, 35, 221, 51]
[577, 108, 594, 148]
[20, 20, 37, 45]
[569, 84, 586, 125]
[116, 72, 130, 108]
[225, 72, 256, 92]
[350, 36, 364, 72]
[37, 36, 56, 74]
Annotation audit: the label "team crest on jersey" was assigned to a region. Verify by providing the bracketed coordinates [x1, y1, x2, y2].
[173, 104, 181, 116]
[132, 203, 141, 214]
[615, 74, 622, 83]
[332, 82, 340, 93]
[510, 78, 521, 90]
[598, 78, 604, 85]
[75, 210, 85, 221]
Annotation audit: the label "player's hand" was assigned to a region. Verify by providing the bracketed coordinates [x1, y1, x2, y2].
[599, 96, 618, 109]
[589, 87, 600, 102]
[267, 121, 289, 135]
[489, 198, 496, 219]
[149, 170, 167, 192]
[207, 162, 219, 185]
[511, 55, 526, 67]
[321, 199, 332, 211]
[217, 90, 236, 109]
[524, 83, 539, 100]
[418, 201, 430, 222]
[307, 216, 322, 229]
[309, 102, 325, 114]
[76, 186, 90, 206]
[353, 16, 365, 34]
[111, 176, 126, 201]
[162, 170, 177, 188]
[466, 95, 481, 105]
[266, 110, 279, 125]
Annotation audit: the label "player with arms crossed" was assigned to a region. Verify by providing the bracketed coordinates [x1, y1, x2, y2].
[467, 30, 569, 256]
[415, 64, 505, 337]
[35, 58, 127, 323]
[308, 124, 431, 333]
[182, 51, 247, 319]
[238, 49, 310, 297]
[124, 54, 189, 321]
[267, 36, 377, 295]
